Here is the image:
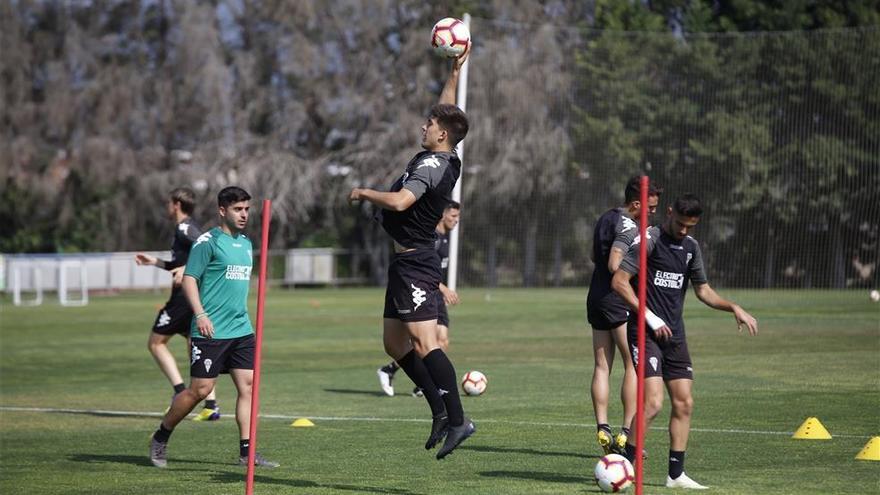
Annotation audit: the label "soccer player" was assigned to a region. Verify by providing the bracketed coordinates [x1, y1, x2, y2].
[377, 201, 462, 397]
[349, 46, 474, 460]
[587, 177, 660, 455]
[135, 187, 220, 421]
[150, 186, 278, 468]
[612, 193, 758, 489]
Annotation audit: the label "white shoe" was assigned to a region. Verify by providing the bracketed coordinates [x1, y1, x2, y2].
[666, 472, 709, 490]
[376, 368, 394, 397]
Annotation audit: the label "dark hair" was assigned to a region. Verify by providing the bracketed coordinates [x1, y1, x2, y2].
[169, 187, 196, 215]
[673, 193, 703, 217]
[624, 175, 662, 204]
[429, 104, 469, 147]
[446, 200, 461, 211]
[218, 186, 251, 208]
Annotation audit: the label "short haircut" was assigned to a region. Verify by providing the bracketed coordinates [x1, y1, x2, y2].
[673, 193, 703, 217]
[624, 175, 662, 204]
[446, 200, 461, 211]
[218, 186, 251, 208]
[429, 104, 469, 147]
[170, 187, 196, 215]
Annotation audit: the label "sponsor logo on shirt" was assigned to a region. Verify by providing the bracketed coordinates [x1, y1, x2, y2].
[654, 270, 684, 289]
[620, 216, 636, 233]
[225, 265, 252, 280]
[178, 223, 189, 235]
[194, 232, 212, 247]
[417, 156, 442, 169]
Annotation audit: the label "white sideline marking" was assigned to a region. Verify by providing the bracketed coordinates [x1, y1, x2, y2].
[0, 406, 870, 439]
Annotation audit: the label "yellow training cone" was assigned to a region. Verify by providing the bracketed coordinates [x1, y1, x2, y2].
[291, 418, 315, 427]
[792, 417, 832, 439]
[856, 437, 880, 461]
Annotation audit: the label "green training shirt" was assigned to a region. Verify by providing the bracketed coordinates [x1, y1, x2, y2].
[184, 227, 254, 340]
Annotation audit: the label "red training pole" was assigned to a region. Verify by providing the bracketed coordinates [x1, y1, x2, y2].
[246, 199, 272, 495]
[634, 176, 649, 495]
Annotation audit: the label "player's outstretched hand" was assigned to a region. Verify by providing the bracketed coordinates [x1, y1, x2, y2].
[348, 188, 363, 205]
[453, 42, 470, 71]
[733, 305, 758, 336]
[135, 253, 157, 266]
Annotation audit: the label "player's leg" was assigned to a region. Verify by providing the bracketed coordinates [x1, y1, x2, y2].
[188, 336, 221, 421]
[623, 375, 664, 462]
[149, 376, 215, 467]
[591, 327, 616, 453]
[229, 335, 278, 467]
[611, 322, 636, 452]
[664, 378, 705, 489]
[148, 331, 185, 395]
[377, 360, 399, 397]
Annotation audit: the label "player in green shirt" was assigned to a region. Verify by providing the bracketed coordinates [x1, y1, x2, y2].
[149, 186, 278, 469]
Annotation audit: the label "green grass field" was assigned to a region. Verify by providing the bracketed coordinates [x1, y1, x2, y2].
[1, 288, 878, 494]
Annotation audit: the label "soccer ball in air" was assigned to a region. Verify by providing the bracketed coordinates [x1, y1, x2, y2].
[431, 17, 470, 58]
[594, 454, 634, 493]
[870, 289, 880, 302]
[461, 370, 487, 396]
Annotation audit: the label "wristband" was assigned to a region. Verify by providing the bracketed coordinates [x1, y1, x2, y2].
[195, 312, 208, 320]
[645, 310, 667, 331]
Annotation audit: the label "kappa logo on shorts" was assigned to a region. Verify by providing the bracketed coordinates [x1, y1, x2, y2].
[631, 345, 639, 366]
[204, 359, 213, 373]
[191, 345, 202, 364]
[157, 310, 171, 327]
[649, 356, 659, 372]
[411, 283, 427, 310]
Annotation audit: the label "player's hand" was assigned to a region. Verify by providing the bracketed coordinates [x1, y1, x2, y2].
[196, 316, 214, 339]
[170, 266, 185, 286]
[453, 42, 470, 71]
[348, 188, 363, 205]
[135, 253, 157, 266]
[441, 286, 460, 306]
[652, 325, 673, 341]
[733, 305, 758, 336]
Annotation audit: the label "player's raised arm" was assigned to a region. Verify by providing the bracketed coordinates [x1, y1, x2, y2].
[693, 283, 758, 335]
[438, 43, 469, 106]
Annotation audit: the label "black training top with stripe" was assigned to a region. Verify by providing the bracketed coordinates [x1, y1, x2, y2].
[619, 225, 707, 341]
[167, 217, 202, 296]
[588, 207, 639, 304]
[435, 230, 451, 280]
[379, 151, 461, 249]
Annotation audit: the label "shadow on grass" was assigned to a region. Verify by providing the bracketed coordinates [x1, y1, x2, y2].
[323, 388, 389, 397]
[460, 444, 597, 459]
[68, 453, 227, 468]
[210, 472, 423, 494]
[480, 470, 591, 484]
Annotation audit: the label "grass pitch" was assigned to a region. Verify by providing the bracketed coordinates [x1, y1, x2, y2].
[1, 288, 878, 494]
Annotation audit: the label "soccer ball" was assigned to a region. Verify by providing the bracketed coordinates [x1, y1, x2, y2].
[594, 454, 634, 493]
[461, 370, 487, 396]
[870, 289, 880, 302]
[431, 17, 470, 58]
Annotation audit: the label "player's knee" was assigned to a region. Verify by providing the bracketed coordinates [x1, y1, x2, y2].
[191, 383, 213, 400]
[672, 395, 694, 416]
[147, 338, 165, 353]
[645, 396, 664, 418]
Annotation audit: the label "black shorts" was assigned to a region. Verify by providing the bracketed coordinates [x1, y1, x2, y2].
[629, 337, 693, 381]
[383, 248, 442, 322]
[587, 291, 629, 330]
[190, 334, 255, 379]
[437, 292, 450, 328]
[151, 294, 193, 336]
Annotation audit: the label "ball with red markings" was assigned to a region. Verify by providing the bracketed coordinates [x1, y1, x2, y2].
[431, 17, 470, 58]
[460, 370, 487, 396]
[594, 454, 634, 493]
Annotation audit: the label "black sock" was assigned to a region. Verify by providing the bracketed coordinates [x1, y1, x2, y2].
[205, 400, 217, 410]
[598, 423, 612, 434]
[396, 350, 446, 417]
[381, 361, 400, 376]
[620, 427, 631, 437]
[153, 423, 173, 443]
[624, 443, 636, 464]
[173, 383, 186, 395]
[422, 349, 464, 426]
[668, 450, 686, 479]
[240, 439, 250, 458]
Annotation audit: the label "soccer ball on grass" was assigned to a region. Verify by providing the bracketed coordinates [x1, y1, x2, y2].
[431, 17, 470, 58]
[594, 453, 634, 493]
[460, 370, 487, 396]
